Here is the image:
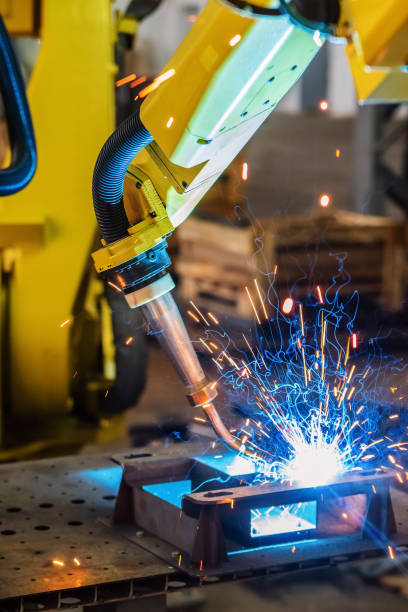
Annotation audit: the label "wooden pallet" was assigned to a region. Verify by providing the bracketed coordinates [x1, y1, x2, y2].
[175, 217, 273, 321]
[264, 210, 406, 311]
[175, 210, 406, 321]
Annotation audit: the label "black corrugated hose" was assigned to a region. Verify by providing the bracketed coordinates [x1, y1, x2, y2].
[92, 101, 153, 244]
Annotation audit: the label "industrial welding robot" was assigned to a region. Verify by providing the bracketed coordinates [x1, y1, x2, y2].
[91, 0, 408, 457]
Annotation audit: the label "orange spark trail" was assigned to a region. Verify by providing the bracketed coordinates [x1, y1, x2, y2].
[245, 286, 261, 324]
[138, 68, 175, 98]
[116, 73, 136, 87]
[130, 75, 147, 88]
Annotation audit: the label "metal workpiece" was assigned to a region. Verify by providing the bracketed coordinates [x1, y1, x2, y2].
[112, 449, 407, 573]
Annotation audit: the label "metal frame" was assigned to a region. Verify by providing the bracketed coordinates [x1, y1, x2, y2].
[113, 452, 398, 572]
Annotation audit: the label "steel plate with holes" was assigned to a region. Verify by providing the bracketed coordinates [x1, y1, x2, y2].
[2, 443, 408, 611]
[0, 452, 176, 610]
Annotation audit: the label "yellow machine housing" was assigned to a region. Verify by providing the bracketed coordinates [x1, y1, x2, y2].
[0, 0, 115, 448]
[338, 0, 408, 102]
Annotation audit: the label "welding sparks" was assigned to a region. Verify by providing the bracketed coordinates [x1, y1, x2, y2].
[319, 193, 330, 208]
[190, 300, 209, 325]
[194, 416, 207, 423]
[245, 286, 261, 324]
[73, 558, 80, 566]
[130, 75, 147, 88]
[208, 312, 219, 325]
[192, 256, 408, 491]
[138, 68, 175, 99]
[166, 116, 174, 128]
[241, 162, 248, 181]
[115, 73, 136, 87]
[108, 281, 122, 292]
[59, 318, 71, 328]
[282, 297, 294, 315]
[187, 309, 200, 323]
[254, 279, 268, 319]
[52, 560, 64, 567]
[335, 148, 340, 158]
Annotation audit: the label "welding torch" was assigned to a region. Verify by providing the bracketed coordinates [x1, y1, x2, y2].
[91, 113, 255, 457]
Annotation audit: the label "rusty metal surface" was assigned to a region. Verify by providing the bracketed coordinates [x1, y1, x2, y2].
[0, 451, 174, 607]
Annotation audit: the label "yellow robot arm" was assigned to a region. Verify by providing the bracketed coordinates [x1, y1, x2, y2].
[124, 0, 322, 230]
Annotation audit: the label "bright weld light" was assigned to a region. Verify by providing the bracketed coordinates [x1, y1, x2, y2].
[284, 443, 343, 486]
[319, 100, 329, 111]
[251, 501, 317, 537]
[229, 34, 241, 47]
[241, 162, 248, 181]
[166, 116, 174, 128]
[282, 297, 294, 315]
[319, 193, 330, 208]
